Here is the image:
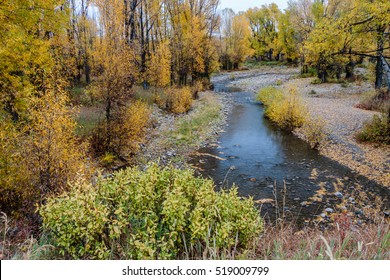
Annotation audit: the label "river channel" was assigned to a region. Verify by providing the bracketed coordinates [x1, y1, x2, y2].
[189, 74, 389, 225]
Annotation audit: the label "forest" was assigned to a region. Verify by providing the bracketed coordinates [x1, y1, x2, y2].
[0, 0, 389, 260]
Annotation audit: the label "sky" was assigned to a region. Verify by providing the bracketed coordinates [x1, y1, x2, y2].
[219, 0, 289, 13]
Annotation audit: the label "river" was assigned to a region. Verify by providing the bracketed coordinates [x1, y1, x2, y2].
[189, 73, 389, 226]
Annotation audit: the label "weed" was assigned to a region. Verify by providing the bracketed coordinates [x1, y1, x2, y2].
[355, 89, 389, 112]
[300, 117, 328, 149]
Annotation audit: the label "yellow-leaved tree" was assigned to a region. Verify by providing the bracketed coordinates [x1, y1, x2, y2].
[27, 78, 87, 197]
[147, 40, 172, 87]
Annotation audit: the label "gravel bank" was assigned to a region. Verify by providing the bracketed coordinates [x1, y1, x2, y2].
[285, 78, 390, 187]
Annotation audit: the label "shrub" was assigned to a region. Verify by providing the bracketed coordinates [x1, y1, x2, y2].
[257, 86, 307, 131]
[91, 100, 150, 157]
[300, 117, 328, 149]
[356, 114, 390, 145]
[311, 78, 322, 84]
[166, 87, 193, 114]
[40, 163, 263, 259]
[355, 90, 389, 112]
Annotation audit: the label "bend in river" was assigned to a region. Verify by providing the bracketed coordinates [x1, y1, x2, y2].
[189, 70, 389, 226]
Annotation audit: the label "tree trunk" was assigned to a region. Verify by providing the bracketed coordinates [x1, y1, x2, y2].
[375, 25, 385, 89]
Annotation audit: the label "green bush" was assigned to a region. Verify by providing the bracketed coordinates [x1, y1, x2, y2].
[356, 114, 390, 144]
[40, 163, 262, 259]
[257, 86, 307, 131]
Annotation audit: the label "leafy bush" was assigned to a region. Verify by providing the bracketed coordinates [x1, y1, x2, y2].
[300, 117, 328, 149]
[257, 86, 307, 131]
[40, 163, 262, 260]
[166, 87, 193, 114]
[91, 100, 150, 157]
[356, 114, 390, 145]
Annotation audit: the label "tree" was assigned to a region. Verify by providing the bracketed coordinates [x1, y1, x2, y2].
[219, 10, 253, 69]
[246, 4, 280, 61]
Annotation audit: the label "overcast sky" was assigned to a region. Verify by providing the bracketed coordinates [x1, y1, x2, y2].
[219, 0, 289, 13]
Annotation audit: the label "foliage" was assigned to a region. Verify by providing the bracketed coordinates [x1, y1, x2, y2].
[219, 9, 254, 70]
[0, 114, 30, 214]
[300, 117, 328, 149]
[39, 163, 263, 260]
[0, 0, 66, 122]
[356, 114, 390, 145]
[151, 87, 194, 114]
[167, 87, 194, 114]
[146, 40, 172, 87]
[27, 80, 88, 197]
[257, 86, 307, 131]
[91, 100, 151, 157]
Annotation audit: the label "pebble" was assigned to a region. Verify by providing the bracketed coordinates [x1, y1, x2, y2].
[294, 197, 301, 201]
[320, 213, 327, 218]
[325, 208, 334, 213]
[355, 209, 364, 215]
[334, 192, 343, 198]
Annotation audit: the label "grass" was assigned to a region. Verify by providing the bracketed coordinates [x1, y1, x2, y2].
[256, 219, 389, 260]
[74, 106, 103, 138]
[2, 208, 389, 260]
[169, 93, 222, 146]
[355, 89, 389, 112]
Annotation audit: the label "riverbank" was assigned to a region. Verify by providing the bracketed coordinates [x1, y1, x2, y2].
[222, 67, 389, 188]
[134, 91, 231, 168]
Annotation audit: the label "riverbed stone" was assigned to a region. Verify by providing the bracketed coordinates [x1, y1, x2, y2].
[325, 208, 334, 213]
[334, 192, 343, 198]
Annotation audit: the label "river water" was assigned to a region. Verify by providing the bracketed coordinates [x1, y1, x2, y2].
[189, 77, 389, 225]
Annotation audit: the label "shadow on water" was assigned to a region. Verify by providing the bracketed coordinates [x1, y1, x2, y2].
[189, 83, 389, 226]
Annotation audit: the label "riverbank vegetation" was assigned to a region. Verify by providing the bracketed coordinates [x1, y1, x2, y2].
[256, 86, 327, 149]
[1, 0, 389, 260]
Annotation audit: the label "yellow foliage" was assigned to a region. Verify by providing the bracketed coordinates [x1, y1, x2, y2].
[167, 87, 193, 114]
[0, 114, 31, 214]
[91, 100, 151, 158]
[146, 40, 171, 87]
[257, 86, 307, 131]
[300, 117, 328, 149]
[111, 101, 151, 155]
[27, 81, 87, 196]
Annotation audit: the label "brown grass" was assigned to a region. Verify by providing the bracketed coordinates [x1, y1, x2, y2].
[256, 217, 389, 260]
